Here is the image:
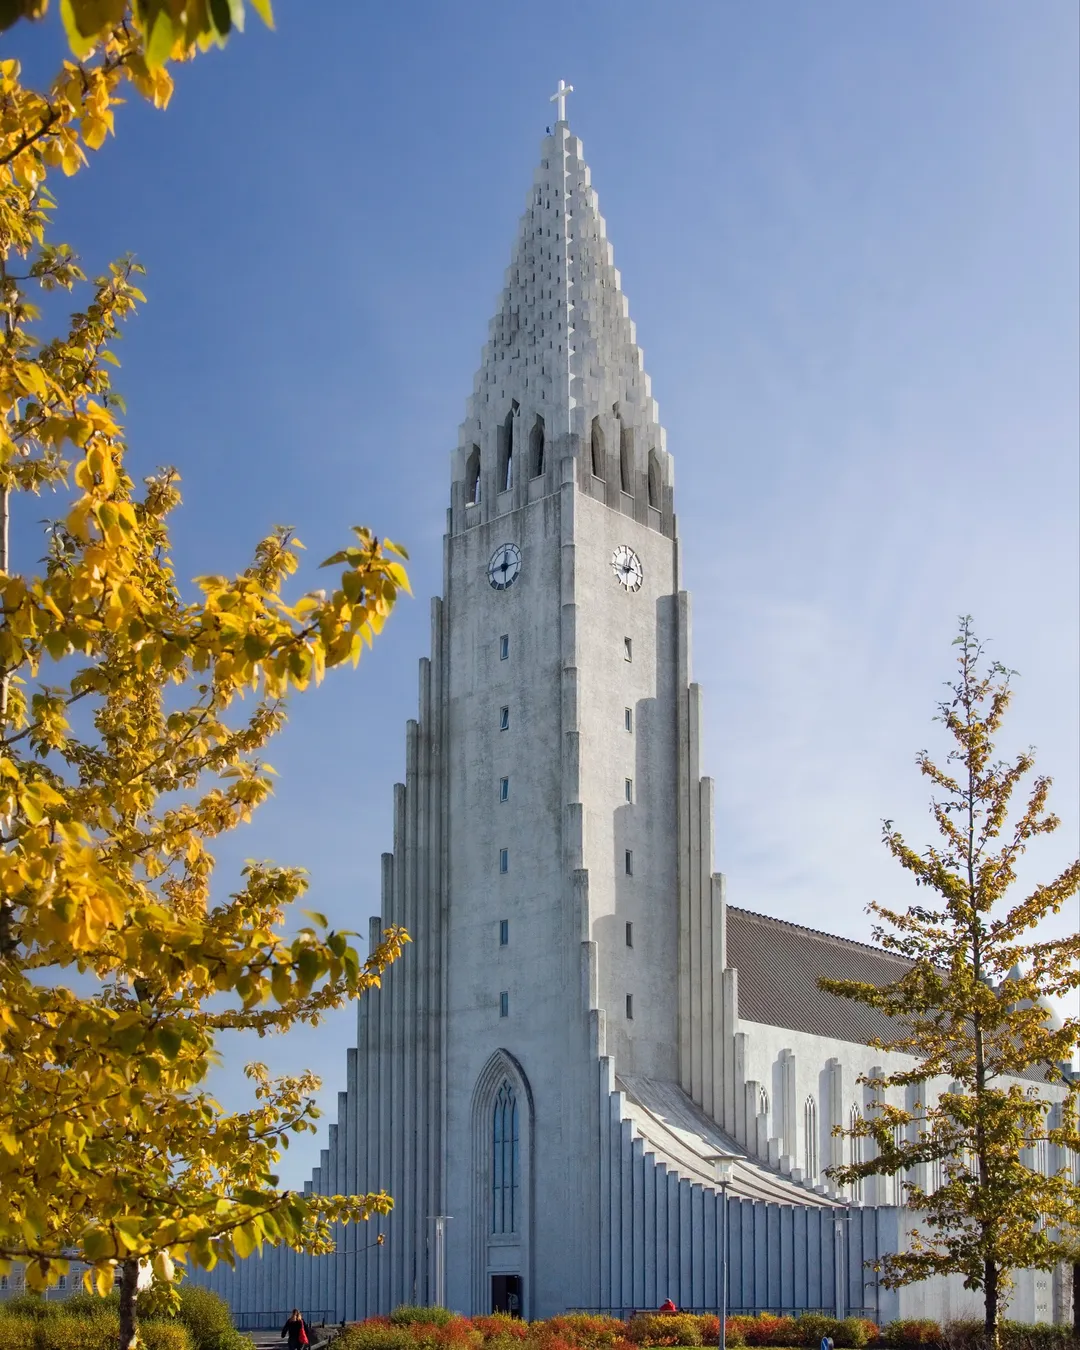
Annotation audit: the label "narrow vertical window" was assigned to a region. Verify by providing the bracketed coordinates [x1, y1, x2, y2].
[619, 420, 633, 493]
[499, 848, 509, 874]
[500, 635, 509, 660]
[625, 777, 633, 802]
[529, 414, 545, 477]
[499, 919, 509, 946]
[647, 448, 661, 508]
[465, 444, 482, 506]
[623, 637, 632, 662]
[500, 705, 510, 730]
[804, 1096, 818, 1181]
[498, 403, 517, 493]
[500, 776, 509, 802]
[625, 993, 634, 1019]
[624, 707, 633, 732]
[499, 991, 509, 1019]
[850, 1106, 864, 1202]
[590, 415, 605, 478]
[491, 1079, 519, 1231]
[624, 849, 633, 876]
[625, 921, 633, 948]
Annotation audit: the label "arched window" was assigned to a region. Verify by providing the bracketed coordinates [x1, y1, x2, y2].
[804, 1095, 818, 1181]
[491, 1079, 520, 1233]
[849, 1106, 863, 1202]
[758, 1086, 769, 1119]
[619, 420, 632, 493]
[465, 444, 481, 506]
[529, 415, 545, 478]
[647, 448, 661, 508]
[498, 404, 517, 493]
[590, 417, 604, 478]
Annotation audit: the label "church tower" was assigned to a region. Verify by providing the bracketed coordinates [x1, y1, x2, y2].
[441, 100, 686, 1314]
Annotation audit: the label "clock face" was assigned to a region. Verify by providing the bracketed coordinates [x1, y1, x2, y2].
[488, 543, 522, 591]
[611, 544, 644, 592]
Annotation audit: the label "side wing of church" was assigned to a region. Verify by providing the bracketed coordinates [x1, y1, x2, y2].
[194, 108, 1072, 1329]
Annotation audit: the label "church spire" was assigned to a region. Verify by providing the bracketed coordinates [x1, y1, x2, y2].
[454, 93, 672, 535]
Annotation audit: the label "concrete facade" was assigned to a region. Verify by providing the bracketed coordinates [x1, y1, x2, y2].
[189, 115, 1073, 1328]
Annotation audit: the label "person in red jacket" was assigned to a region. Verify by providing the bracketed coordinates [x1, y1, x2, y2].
[281, 1309, 311, 1348]
[659, 1299, 677, 1313]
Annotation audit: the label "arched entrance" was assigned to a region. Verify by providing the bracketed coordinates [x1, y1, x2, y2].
[471, 1050, 534, 1317]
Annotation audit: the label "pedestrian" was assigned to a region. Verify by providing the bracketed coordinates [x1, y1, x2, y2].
[659, 1299, 677, 1313]
[282, 1308, 311, 1348]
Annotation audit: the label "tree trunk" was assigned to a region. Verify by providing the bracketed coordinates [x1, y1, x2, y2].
[1072, 1261, 1079, 1340]
[984, 1257, 998, 1350]
[119, 1257, 140, 1350]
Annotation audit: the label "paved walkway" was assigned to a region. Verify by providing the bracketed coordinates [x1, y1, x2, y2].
[248, 1329, 335, 1349]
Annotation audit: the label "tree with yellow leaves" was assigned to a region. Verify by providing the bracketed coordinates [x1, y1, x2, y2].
[820, 619, 1079, 1349]
[0, 6, 410, 1348]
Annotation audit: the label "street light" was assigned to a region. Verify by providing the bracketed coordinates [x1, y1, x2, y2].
[429, 1216, 452, 1310]
[711, 1158, 736, 1350]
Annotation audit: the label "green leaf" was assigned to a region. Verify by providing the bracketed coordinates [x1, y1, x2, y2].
[58, 0, 97, 56]
[208, 0, 231, 36]
[145, 8, 175, 68]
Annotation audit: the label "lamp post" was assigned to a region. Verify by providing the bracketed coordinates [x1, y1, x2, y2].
[712, 1159, 735, 1350]
[430, 1216, 452, 1310]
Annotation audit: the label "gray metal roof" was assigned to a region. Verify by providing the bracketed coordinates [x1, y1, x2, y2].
[726, 905, 915, 1047]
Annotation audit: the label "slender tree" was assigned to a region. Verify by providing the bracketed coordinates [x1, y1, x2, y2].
[820, 619, 1079, 1348]
[0, 7, 410, 1348]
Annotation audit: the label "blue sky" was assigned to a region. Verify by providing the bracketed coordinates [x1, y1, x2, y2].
[11, 1, 1079, 1184]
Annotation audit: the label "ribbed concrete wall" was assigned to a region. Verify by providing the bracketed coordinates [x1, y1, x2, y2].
[191, 1069, 889, 1324]
[192, 600, 449, 1323]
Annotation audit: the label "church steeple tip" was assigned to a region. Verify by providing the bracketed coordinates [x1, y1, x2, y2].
[452, 100, 674, 537]
[549, 78, 573, 125]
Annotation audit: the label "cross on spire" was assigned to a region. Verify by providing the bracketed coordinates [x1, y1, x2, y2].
[549, 79, 573, 124]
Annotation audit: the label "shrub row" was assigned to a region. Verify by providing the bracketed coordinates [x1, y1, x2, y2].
[0, 1312, 191, 1350]
[333, 1312, 1079, 1350]
[884, 1322, 1079, 1350]
[0, 1284, 252, 1350]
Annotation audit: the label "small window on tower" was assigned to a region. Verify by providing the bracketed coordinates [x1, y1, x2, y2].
[500, 635, 509, 660]
[624, 707, 633, 732]
[625, 922, 633, 948]
[499, 991, 509, 1018]
[465, 444, 481, 507]
[623, 637, 632, 662]
[499, 848, 509, 874]
[625, 778, 633, 802]
[625, 849, 633, 876]
[499, 920, 509, 946]
[625, 994, 634, 1020]
[500, 777, 509, 802]
[500, 706, 510, 731]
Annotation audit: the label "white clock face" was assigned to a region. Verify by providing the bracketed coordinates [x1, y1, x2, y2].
[488, 543, 522, 591]
[611, 544, 644, 592]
